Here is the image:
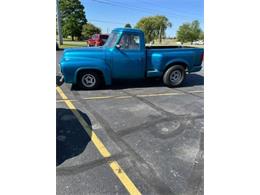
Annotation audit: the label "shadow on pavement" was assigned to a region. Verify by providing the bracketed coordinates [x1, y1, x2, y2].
[56, 108, 92, 166]
[71, 73, 204, 91]
[181, 74, 204, 87]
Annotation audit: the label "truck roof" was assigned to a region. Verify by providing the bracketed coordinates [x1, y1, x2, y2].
[112, 28, 143, 34]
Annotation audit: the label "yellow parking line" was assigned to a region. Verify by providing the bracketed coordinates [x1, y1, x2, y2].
[189, 90, 204, 93]
[83, 96, 114, 100]
[56, 99, 77, 103]
[137, 92, 184, 97]
[114, 95, 132, 99]
[56, 86, 141, 195]
[56, 90, 202, 103]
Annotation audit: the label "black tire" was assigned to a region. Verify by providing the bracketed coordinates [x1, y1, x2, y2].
[78, 71, 101, 90]
[163, 65, 185, 87]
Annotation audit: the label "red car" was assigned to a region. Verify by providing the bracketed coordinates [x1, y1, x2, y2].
[87, 34, 109, 47]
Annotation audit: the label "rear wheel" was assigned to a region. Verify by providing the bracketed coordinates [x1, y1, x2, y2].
[78, 71, 101, 90]
[163, 65, 185, 87]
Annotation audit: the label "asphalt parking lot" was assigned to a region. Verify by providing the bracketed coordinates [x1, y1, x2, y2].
[56, 50, 204, 195]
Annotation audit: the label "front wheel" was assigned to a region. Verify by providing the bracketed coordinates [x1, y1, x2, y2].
[163, 65, 185, 87]
[78, 71, 101, 90]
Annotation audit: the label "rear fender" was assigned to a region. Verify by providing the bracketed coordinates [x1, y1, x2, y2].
[164, 59, 190, 72]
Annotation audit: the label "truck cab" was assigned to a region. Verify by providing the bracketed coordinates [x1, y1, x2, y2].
[104, 28, 146, 80]
[59, 28, 203, 89]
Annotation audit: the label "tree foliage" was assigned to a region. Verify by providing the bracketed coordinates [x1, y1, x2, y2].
[135, 15, 172, 43]
[199, 31, 204, 40]
[176, 23, 191, 44]
[155, 16, 172, 43]
[124, 23, 132, 28]
[82, 23, 101, 39]
[59, 0, 87, 40]
[176, 20, 203, 43]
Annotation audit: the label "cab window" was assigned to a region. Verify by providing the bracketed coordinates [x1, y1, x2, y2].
[119, 34, 140, 50]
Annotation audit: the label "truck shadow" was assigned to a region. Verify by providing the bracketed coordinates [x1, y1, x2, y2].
[182, 73, 204, 87]
[56, 108, 92, 166]
[70, 73, 203, 90]
[108, 73, 203, 90]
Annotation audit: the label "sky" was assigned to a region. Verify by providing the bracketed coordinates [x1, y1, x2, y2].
[80, 0, 204, 37]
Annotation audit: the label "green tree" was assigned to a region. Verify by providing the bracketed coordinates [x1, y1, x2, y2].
[135, 16, 156, 43]
[176, 20, 202, 44]
[59, 0, 87, 40]
[176, 23, 191, 44]
[154, 16, 172, 43]
[135, 15, 172, 43]
[199, 31, 204, 40]
[190, 20, 201, 43]
[124, 23, 132, 28]
[82, 23, 101, 39]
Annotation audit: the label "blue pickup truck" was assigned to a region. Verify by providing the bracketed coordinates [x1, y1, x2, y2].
[59, 28, 203, 89]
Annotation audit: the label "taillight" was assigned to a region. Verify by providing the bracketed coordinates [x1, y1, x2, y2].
[200, 53, 204, 62]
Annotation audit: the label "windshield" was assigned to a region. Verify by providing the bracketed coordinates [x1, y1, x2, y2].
[104, 32, 119, 48]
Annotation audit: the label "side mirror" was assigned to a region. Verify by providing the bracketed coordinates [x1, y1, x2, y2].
[115, 44, 121, 49]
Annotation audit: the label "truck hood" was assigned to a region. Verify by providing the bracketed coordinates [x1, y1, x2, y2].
[61, 47, 106, 62]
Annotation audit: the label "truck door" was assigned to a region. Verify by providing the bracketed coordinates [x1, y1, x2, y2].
[111, 33, 145, 79]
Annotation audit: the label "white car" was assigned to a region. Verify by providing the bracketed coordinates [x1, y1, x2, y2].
[193, 40, 204, 45]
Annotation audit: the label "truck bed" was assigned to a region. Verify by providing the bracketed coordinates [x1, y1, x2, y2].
[146, 45, 194, 49]
[145, 46, 203, 77]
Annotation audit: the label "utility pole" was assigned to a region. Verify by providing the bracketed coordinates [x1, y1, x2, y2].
[56, 0, 63, 45]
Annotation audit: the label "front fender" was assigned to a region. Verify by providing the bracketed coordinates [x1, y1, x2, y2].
[60, 58, 112, 85]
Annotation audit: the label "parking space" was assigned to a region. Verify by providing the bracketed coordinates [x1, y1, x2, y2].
[56, 51, 204, 194]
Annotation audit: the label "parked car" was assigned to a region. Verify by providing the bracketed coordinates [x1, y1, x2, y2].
[59, 28, 204, 89]
[192, 40, 204, 45]
[87, 34, 109, 47]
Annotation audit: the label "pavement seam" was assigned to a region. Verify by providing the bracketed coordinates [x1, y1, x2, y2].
[122, 90, 175, 118]
[173, 88, 204, 99]
[116, 114, 203, 138]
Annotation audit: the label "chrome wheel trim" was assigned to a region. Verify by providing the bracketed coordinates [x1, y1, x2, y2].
[81, 74, 96, 88]
[170, 70, 182, 83]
